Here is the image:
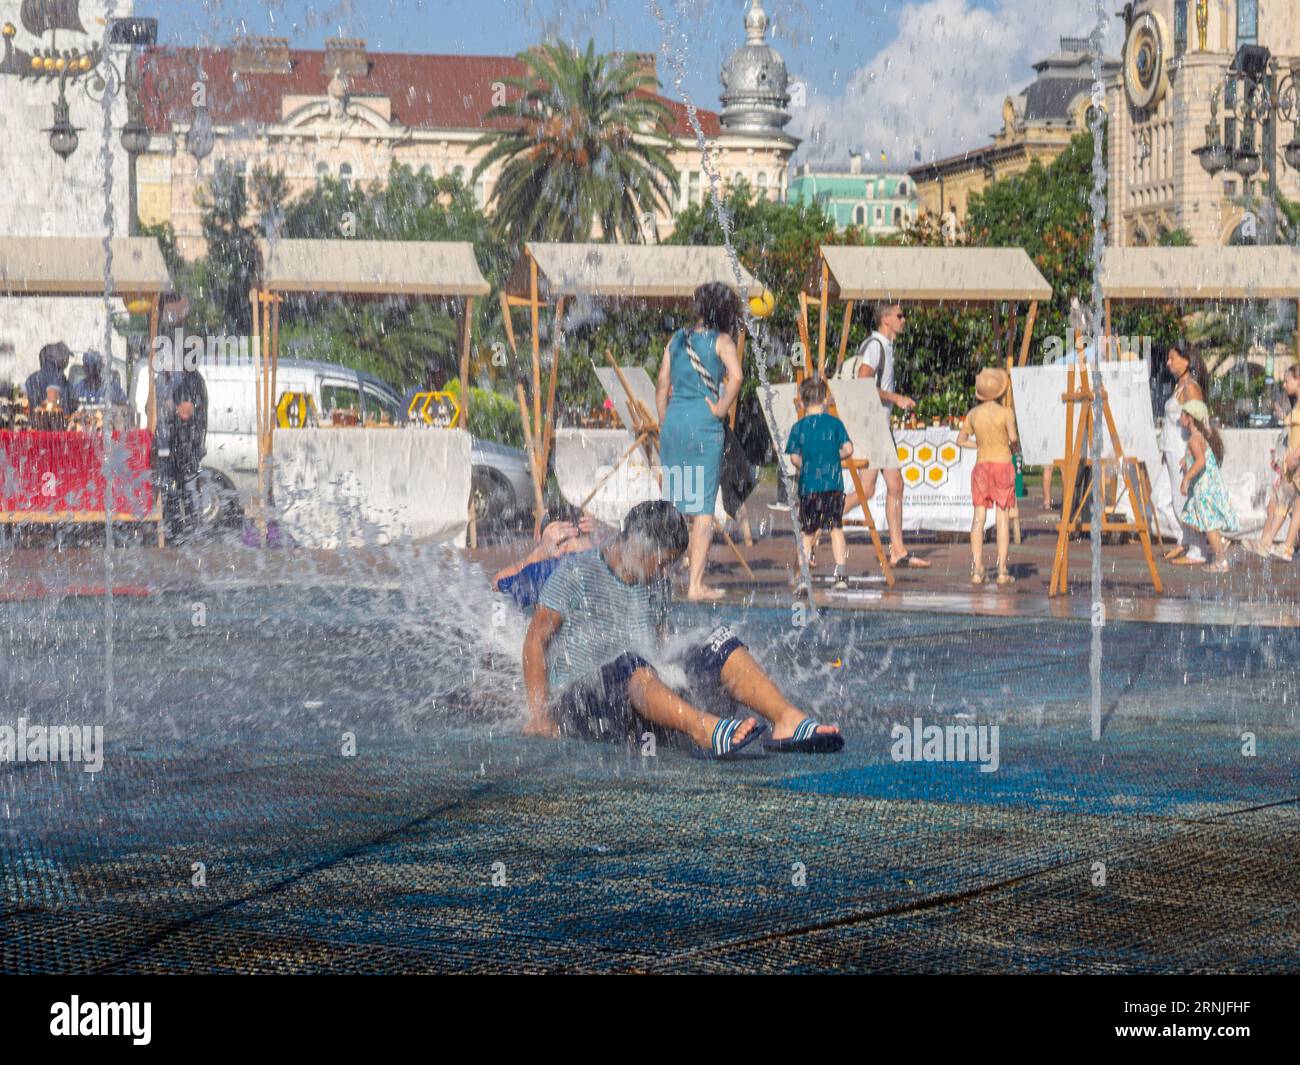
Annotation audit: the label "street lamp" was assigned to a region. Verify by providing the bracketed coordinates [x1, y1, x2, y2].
[1196, 45, 1300, 245]
[45, 86, 79, 159]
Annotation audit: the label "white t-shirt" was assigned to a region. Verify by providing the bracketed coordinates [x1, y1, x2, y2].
[838, 331, 895, 405]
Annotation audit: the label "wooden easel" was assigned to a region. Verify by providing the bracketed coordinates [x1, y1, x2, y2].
[1049, 363, 1162, 596]
[581, 351, 755, 581]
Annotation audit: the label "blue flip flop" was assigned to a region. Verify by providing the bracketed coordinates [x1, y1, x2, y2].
[692, 717, 767, 761]
[763, 718, 844, 754]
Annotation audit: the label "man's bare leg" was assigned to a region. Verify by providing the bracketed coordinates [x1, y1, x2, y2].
[842, 468, 877, 522]
[717, 646, 840, 741]
[627, 666, 757, 749]
[884, 468, 928, 565]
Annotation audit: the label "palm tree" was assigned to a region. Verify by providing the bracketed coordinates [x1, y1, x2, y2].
[472, 41, 679, 244]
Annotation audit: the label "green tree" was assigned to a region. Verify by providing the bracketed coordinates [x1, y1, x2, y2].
[666, 178, 870, 390]
[472, 41, 679, 244]
[191, 162, 286, 335]
[280, 164, 513, 393]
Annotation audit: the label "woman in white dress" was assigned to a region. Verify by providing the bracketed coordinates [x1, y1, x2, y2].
[1160, 343, 1211, 566]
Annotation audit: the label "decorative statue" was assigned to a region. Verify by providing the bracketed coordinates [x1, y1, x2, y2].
[1196, 0, 1209, 53]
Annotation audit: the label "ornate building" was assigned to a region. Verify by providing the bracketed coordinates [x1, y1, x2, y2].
[910, 37, 1119, 228]
[136, 0, 798, 258]
[1107, 1, 1300, 247]
[787, 154, 918, 235]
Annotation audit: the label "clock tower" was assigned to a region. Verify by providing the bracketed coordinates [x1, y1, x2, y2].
[1107, 0, 1300, 246]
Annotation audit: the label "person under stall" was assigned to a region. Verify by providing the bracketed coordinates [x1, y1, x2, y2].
[23, 342, 78, 416]
[72, 351, 128, 408]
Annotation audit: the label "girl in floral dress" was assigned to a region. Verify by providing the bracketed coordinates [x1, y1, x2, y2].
[1178, 399, 1237, 573]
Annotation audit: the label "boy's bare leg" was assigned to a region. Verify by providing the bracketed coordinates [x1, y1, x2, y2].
[970, 505, 987, 571]
[1283, 498, 1300, 553]
[800, 531, 816, 564]
[627, 667, 757, 750]
[995, 507, 1011, 572]
[830, 527, 847, 567]
[717, 647, 840, 741]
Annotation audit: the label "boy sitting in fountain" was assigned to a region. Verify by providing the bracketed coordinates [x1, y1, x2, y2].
[522, 500, 843, 758]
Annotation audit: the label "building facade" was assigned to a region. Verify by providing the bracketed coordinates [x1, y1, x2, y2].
[910, 37, 1119, 229]
[136, 0, 798, 258]
[787, 154, 919, 235]
[1106, 1, 1300, 247]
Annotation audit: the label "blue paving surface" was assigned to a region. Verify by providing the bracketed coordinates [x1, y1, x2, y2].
[1, 589, 1297, 972]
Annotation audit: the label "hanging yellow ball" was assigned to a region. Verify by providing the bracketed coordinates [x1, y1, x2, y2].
[748, 288, 775, 319]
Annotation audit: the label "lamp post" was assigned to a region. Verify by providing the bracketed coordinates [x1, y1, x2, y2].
[1195, 45, 1300, 246]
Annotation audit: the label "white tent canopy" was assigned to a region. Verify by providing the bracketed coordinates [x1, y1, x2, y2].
[506, 242, 762, 302]
[258, 239, 490, 297]
[807, 246, 1052, 304]
[1099, 246, 1300, 301]
[0, 236, 170, 296]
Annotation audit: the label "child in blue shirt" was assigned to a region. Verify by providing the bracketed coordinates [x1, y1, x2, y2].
[785, 376, 853, 590]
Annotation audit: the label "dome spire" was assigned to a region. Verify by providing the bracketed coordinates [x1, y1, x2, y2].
[720, 0, 793, 137]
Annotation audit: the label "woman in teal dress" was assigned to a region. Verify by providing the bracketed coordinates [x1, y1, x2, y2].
[656, 283, 743, 601]
[1178, 399, 1238, 573]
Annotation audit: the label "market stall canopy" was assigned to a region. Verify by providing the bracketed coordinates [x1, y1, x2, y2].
[1099, 246, 1300, 301]
[505, 243, 762, 302]
[258, 240, 491, 297]
[0, 237, 171, 297]
[805, 246, 1052, 304]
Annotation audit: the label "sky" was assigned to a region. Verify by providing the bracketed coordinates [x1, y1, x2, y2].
[130, 0, 1123, 165]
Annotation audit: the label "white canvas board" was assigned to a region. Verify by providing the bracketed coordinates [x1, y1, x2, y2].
[1010, 361, 1160, 469]
[592, 365, 659, 430]
[827, 378, 902, 471]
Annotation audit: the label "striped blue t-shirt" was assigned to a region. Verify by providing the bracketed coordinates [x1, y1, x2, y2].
[537, 550, 669, 690]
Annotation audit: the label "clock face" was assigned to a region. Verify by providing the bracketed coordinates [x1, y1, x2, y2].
[1124, 11, 1169, 111]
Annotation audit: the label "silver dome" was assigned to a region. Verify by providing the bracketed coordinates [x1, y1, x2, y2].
[720, 0, 791, 134]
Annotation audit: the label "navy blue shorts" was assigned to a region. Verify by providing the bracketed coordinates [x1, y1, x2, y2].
[553, 624, 745, 744]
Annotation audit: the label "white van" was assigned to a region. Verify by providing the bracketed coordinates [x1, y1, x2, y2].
[132, 357, 533, 531]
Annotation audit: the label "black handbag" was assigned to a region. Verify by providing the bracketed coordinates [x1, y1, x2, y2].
[677, 330, 756, 519]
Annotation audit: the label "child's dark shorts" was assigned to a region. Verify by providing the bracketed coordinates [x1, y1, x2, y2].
[798, 490, 845, 534]
[552, 624, 746, 744]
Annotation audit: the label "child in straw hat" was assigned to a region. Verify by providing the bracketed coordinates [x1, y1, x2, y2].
[957, 367, 1019, 585]
[1178, 398, 1237, 572]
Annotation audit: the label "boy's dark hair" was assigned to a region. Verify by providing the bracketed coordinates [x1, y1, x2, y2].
[620, 500, 689, 558]
[693, 282, 740, 335]
[799, 375, 829, 408]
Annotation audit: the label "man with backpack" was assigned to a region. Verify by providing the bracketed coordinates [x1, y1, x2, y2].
[835, 301, 931, 569]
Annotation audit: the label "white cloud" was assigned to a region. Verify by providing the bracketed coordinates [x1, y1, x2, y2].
[788, 0, 1121, 168]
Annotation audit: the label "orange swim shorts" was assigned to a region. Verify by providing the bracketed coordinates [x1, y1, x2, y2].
[971, 461, 1016, 510]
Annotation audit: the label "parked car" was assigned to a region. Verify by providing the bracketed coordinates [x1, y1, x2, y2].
[131, 357, 533, 532]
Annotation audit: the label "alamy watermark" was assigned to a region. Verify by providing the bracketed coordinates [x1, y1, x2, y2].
[890, 716, 1000, 773]
[1040, 333, 1154, 366]
[151, 329, 255, 373]
[0, 719, 104, 774]
[591, 461, 706, 515]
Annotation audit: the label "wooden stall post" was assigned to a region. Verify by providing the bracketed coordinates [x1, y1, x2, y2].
[1016, 300, 1039, 367]
[460, 296, 477, 549]
[816, 256, 830, 376]
[250, 288, 267, 542]
[835, 300, 856, 377]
